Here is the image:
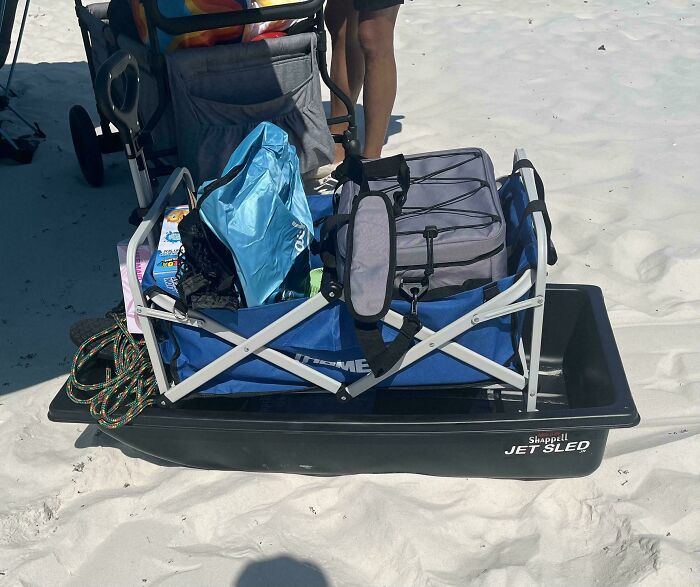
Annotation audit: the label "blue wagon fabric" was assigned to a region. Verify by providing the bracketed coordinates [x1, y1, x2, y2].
[142, 173, 537, 395]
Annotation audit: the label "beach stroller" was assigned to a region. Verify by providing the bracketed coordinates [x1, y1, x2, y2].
[70, 0, 357, 187]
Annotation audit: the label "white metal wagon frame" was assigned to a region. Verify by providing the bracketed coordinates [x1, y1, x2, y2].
[125, 148, 548, 412]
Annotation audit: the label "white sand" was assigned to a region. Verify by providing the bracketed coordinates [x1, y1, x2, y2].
[1, 0, 699, 585]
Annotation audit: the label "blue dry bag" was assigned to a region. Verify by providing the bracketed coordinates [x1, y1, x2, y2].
[198, 122, 314, 307]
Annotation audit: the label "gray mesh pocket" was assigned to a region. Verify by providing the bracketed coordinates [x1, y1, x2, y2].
[167, 33, 334, 183]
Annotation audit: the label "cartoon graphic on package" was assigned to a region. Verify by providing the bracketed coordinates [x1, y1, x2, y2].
[153, 205, 190, 295]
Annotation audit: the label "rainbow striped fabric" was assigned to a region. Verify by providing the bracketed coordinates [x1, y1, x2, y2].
[131, 0, 302, 52]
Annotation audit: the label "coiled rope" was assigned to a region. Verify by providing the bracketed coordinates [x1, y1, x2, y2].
[66, 313, 158, 428]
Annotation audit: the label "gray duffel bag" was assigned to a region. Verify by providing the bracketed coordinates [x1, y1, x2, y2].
[327, 149, 508, 377]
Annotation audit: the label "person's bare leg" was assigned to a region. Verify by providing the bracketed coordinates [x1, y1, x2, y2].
[358, 6, 399, 159]
[326, 0, 364, 163]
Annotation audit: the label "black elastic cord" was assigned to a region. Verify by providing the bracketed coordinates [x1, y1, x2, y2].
[338, 151, 498, 229]
[422, 226, 438, 281]
[199, 163, 245, 202]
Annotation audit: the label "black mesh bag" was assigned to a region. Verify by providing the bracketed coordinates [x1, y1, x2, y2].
[175, 209, 242, 311]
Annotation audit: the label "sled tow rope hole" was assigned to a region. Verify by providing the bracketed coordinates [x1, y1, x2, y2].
[66, 313, 159, 429]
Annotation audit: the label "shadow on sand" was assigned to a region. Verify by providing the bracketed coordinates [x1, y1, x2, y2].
[1, 61, 136, 397]
[234, 555, 330, 587]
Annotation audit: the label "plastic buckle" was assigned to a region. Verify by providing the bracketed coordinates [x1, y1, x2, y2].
[400, 279, 428, 315]
[422, 226, 438, 280]
[422, 225, 438, 240]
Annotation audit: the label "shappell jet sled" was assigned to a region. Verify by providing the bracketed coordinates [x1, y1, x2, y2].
[49, 0, 638, 478]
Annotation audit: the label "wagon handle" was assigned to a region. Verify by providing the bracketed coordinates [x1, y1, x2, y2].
[140, 0, 324, 36]
[95, 51, 140, 145]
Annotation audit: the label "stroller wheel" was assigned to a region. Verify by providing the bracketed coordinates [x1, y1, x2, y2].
[69, 105, 105, 187]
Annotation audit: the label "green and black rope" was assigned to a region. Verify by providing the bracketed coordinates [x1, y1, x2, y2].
[66, 313, 158, 428]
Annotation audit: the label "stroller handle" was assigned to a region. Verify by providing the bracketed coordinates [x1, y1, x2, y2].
[95, 50, 140, 144]
[141, 0, 324, 36]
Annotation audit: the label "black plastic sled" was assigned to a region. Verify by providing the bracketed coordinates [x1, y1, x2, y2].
[48, 284, 639, 478]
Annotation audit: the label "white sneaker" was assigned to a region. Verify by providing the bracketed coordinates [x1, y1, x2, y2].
[303, 172, 339, 195]
[304, 161, 341, 181]
[315, 173, 339, 193]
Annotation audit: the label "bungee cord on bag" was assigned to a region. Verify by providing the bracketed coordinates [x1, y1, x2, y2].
[372, 150, 501, 229]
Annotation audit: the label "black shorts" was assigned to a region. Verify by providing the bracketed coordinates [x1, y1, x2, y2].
[353, 0, 403, 12]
